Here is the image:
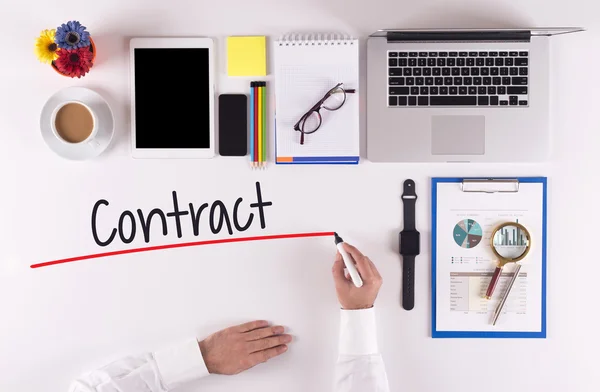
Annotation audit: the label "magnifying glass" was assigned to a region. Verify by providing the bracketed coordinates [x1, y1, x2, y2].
[485, 222, 531, 300]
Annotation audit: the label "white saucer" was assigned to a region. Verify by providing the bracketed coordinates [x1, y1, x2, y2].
[40, 87, 114, 160]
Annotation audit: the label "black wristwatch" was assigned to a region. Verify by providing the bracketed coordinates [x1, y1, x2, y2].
[400, 179, 420, 311]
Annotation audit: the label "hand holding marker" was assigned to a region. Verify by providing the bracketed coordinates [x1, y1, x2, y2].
[334, 232, 363, 288]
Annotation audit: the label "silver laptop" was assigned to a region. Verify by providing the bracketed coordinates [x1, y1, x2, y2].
[366, 28, 583, 162]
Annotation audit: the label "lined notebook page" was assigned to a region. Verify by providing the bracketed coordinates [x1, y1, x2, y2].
[274, 34, 359, 161]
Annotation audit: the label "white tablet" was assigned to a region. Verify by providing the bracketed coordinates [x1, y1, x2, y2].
[130, 38, 215, 158]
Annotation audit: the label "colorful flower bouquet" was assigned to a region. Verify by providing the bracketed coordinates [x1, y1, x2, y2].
[34, 21, 95, 78]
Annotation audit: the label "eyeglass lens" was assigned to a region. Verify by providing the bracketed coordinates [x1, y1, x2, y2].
[322, 87, 346, 110]
[300, 111, 322, 133]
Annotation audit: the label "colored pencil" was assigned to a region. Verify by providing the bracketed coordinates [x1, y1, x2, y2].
[261, 82, 267, 167]
[254, 83, 259, 166]
[249, 81, 268, 169]
[258, 84, 263, 166]
[249, 82, 255, 165]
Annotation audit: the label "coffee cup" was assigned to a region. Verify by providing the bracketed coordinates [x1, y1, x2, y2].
[50, 101, 101, 150]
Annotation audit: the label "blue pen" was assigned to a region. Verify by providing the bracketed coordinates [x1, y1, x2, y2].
[249, 82, 255, 165]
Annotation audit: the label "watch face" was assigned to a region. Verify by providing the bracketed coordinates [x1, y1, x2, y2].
[400, 231, 421, 256]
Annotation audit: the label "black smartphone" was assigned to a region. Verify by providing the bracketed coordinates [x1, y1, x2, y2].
[218, 94, 247, 156]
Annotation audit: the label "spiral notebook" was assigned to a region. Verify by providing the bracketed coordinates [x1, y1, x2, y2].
[274, 33, 359, 164]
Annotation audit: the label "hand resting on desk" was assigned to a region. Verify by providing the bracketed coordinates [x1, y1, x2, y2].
[199, 320, 291, 375]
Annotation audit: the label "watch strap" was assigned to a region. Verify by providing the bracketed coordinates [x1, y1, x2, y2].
[402, 179, 417, 231]
[401, 179, 417, 311]
[402, 256, 415, 310]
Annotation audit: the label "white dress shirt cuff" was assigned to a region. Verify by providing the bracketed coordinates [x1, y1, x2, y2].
[338, 307, 379, 356]
[154, 339, 209, 389]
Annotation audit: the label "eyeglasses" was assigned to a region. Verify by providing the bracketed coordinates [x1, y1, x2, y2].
[293, 83, 356, 145]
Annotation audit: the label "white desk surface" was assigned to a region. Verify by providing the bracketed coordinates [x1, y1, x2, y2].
[1, 1, 599, 391]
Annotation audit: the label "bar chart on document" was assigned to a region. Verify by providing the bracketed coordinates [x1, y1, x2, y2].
[494, 221, 527, 246]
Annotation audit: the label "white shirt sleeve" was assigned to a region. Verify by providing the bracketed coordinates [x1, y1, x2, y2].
[69, 339, 209, 392]
[334, 308, 390, 392]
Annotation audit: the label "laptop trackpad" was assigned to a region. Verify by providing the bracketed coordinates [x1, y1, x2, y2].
[431, 115, 485, 155]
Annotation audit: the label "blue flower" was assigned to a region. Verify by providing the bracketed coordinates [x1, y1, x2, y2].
[55, 21, 90, 49]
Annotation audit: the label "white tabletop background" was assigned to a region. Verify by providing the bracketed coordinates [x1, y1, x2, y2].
[1, 0, 598, 391]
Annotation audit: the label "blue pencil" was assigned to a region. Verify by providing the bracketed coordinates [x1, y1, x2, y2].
[250, 82, 255, 165]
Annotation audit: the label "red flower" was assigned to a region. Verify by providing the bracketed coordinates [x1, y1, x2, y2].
[55, 47, 93, 78]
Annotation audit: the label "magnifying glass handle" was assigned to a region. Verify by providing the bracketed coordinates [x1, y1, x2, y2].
[485, 266, 503, 299]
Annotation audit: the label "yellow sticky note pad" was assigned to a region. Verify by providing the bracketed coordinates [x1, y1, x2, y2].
[227, 36, 267, 76]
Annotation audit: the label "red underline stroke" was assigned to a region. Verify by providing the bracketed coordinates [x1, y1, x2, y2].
[30, 231, 335, 269]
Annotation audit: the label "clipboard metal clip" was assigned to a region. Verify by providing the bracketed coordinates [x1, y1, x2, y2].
[460, 179, 520, 193]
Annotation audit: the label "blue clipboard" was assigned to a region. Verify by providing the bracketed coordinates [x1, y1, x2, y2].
[431, 177, 547, 338]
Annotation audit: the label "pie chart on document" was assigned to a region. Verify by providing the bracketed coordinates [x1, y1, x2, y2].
[453, 219, 483, 248]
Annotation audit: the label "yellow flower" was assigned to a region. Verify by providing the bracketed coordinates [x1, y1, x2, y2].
[34, 29, 60, 64]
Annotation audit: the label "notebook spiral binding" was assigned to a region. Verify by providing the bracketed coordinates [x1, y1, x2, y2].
[277, 33, 355, 46]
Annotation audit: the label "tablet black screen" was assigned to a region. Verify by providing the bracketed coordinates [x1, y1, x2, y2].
[134, 48, 210, 149]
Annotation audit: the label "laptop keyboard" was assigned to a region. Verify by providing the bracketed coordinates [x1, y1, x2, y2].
[387, 51, 529, 107]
